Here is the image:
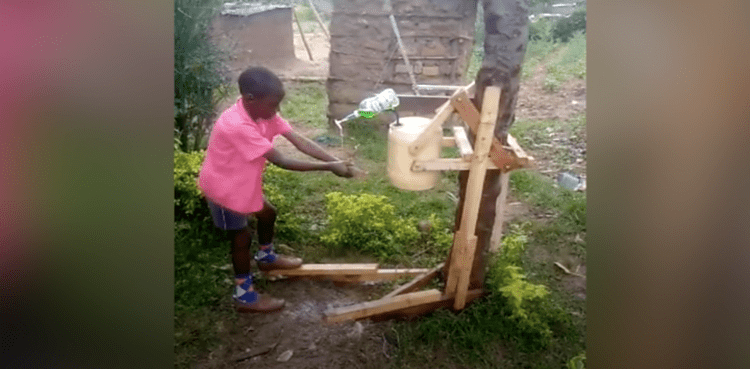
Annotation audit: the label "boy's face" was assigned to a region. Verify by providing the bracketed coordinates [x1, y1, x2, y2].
[243, 93, 284, 120]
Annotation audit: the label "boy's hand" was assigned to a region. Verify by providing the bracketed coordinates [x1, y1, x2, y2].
[329, 161, 354, 178]
[346, 162, 368, 179]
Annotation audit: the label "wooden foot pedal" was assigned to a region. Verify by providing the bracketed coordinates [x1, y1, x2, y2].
[265, 264, 430, 283]
[324, 289, 443, 323]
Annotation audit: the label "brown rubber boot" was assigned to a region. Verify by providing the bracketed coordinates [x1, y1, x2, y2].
[257, 254, 303, 272]
[234, 293, 285, 313]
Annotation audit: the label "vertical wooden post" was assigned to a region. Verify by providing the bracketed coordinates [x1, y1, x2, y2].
[293, 9, 314, 61]
[444, 87, 501, 310]
[306, 0, 330, 40]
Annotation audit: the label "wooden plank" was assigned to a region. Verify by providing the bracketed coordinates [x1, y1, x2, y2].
[266, 264, 378, 276]
[326, 269, 430, 282]
[451, 90, 517, 171]
[458, 86, 500, 238]
[441, 136, 456, 147]
[504, 133, 534, 170]
[489, 142, 517, 171]
[408, 82, 475, 156]
[408, 100, 454, 156]
[384, 263, 444, 299]
[371, 289, 485, 321]
[444, 234, 476, 296]
[450, 91, 481, 132]
[412, 158, 499, 172]
[489, 170, 511, 253]
[269, 267, 428, 282]
[452, 126, 473, 160]
[324, 289, 443, 323]
[451, 86, 502, 310]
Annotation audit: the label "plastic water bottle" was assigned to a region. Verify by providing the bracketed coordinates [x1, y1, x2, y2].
[335, 89, 400, 127]
[358, 88, 399, 114]
[334, 89, 401, 144]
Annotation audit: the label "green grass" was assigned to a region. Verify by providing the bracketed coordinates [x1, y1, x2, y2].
[522, 38, 558, 80]
[540, 32, 586, 91]
[280, 81, 329, 129]
[174, 219, 236, 368]
[511, 114, 587, 167]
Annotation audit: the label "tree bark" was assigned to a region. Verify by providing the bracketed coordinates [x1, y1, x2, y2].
[446, 0, 529, 290]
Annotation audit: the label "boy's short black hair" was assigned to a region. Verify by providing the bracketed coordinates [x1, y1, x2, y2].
[238, 67, 284, 99]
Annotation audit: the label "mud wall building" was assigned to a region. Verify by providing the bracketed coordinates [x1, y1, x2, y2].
[327, 0, 478, 122]
[210, 3, 295, 78]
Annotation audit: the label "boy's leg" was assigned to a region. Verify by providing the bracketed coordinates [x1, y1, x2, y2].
[253, 198, 302, 272]
[208, 201, 284, 313]
[228, 227, 252, 276]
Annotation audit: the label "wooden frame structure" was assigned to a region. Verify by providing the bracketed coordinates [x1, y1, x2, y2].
[266, 83, 533, 323]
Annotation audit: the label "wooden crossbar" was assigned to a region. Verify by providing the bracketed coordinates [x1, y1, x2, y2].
[408, 82, 475, 156]
[384, 263, 444, 299]
[450, 90, 517, 171]
[452, 126, 473, 160]
[412, 158, 499, 172]
[266, 265, 430, 284]
[324, 289, 443, 323]
[265, 264, 378, 276]
[378, 289, 485, 320]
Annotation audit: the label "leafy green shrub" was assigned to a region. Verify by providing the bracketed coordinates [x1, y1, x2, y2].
[568, 352, 586, 369]
[528, 18, 553, 42]
[321, 192, 420, 259]
[403, 226, 574, 360]
[174, 150, 209, 222]
[425, 213, 453, 252]
[490, 231, 548, 318]
[552, 9, 586, 43]
[174, 0, 230, 152]
[483, 225, 572, 351]
[262, 164, 305, 242]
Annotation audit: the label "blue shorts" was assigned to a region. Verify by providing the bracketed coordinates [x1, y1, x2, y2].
[207, 201, 249, 230]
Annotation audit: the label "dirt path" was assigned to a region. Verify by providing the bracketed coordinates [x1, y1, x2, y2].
[516, 54, 586, 122]
[195, 280, 393, 369]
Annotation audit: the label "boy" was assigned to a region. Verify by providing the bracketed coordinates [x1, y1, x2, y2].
[198, 67, 353, 313]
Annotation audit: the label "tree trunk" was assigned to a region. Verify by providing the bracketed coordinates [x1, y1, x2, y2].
[446, 0, 529, 290]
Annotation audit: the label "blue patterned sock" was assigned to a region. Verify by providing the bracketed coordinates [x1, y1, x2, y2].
[233, 273, 258, 304]
[255, 244, 277, 263]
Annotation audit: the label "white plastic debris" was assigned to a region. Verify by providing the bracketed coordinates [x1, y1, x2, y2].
[277, 349, 293, 362]
[557, 172, 586, 191]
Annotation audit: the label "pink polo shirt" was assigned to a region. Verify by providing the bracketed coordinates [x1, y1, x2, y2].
[198, 98, 292, 214]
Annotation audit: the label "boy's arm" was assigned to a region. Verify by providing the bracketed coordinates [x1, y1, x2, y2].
[281, 130, 340, 162]
[263, 148, 352, 177]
